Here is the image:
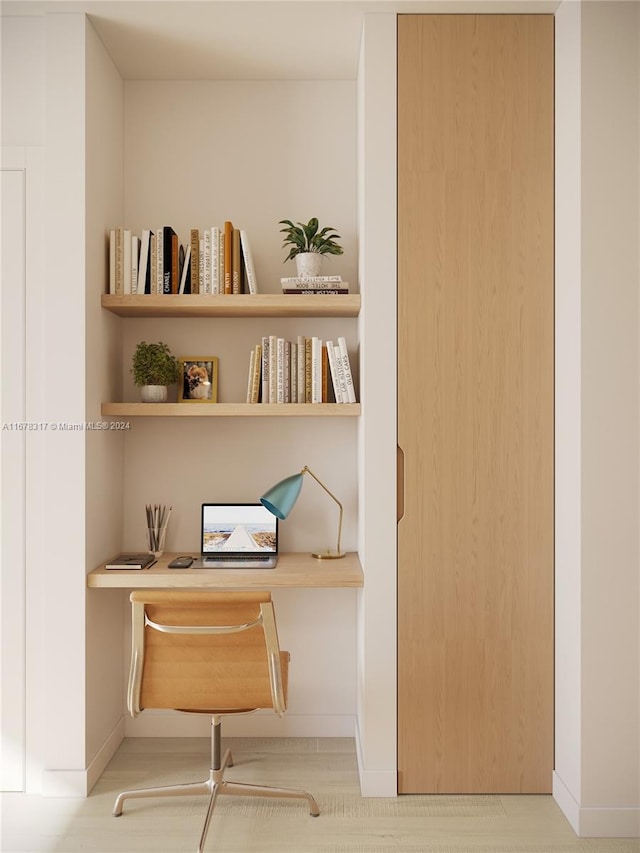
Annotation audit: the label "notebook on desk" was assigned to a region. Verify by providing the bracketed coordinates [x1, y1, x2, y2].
[190, 503, 278, 569]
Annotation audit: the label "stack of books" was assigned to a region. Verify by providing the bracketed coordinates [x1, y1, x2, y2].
[246, 335, 356, 404]
[280, 276, 349, 295]
[108, 223, 258, 296]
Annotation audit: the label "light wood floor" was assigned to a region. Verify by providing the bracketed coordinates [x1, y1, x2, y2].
[1, 738, 637, 853]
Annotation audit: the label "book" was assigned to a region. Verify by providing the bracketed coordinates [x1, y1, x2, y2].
[138, 229, 152, 294]
[105, 552, 156, 570]
[311, 336, 322, 403]
[218, 229, 225, 294]
[326, 340, 344, 402]
[246, 348, 255, 403]
[199, 239, 204, 292]
[268, 335, 278, 403]
[156, 226, 164, 294]
[282, 289, 350, 295]
[123, 229, 132, 294]
[211, 226, 220, 294]
[261, 335, 270, 404]
[223, 220, 233, 294]
[179, 243, 191, 294]
[114, 227, 124, 294]
[276, 337, 285, 403]
[150, 233, 157, 293]
[203, 228, 212, 293]
[232, 227, 241, 294]
[109, 229, 116, 294]
[290, 342, 297, 403]
[240, 229, 258, 294]
[304, 337, 312, 402]
[162, 226, 178, 294]
[190, 229, 200, 294]
[284, 340, 291, 402]
[281, 276, 342, 285]
[296, 336, 306, 403]
[333, 342, 348, 402]
[321, 344, 329, 401]
[178, 244, 191, 294]
[170, 229, 179, 293]
[131, 235, 140, 294]
[337, 336, 356, 403]
[251, 343, 262, 403]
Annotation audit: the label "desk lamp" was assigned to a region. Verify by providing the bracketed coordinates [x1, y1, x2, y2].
[260, 466, 345, 559]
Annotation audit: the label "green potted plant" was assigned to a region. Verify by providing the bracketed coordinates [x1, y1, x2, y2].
[279, 217, 343, 277]
[131, 341, 179, 403]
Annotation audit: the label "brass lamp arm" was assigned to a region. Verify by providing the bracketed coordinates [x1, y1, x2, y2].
[301, 466, 343, 557]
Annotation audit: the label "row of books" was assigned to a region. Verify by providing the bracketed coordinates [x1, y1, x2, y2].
[108, 222, 258, 296]
[246, 335, 356, 404]
[280, 276, 350, 295]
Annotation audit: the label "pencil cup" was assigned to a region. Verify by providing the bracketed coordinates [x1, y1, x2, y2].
[147, 526, 168, 558]
[146, 503, 171, 558]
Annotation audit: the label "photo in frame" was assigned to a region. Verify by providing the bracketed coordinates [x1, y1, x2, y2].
[178, 357, 219, 402]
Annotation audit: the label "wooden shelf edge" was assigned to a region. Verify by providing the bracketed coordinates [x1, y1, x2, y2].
[101, 402, 361, 417]
[87, 551, 364, 589]
[101, 293, 360, 318]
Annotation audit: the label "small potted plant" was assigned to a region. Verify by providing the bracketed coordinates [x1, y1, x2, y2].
[131, 341, 179, 403]
[279, 217, 343, 278]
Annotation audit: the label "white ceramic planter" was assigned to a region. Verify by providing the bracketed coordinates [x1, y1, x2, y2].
[295, 252, 323, 278]
[141, 384, 168, 403]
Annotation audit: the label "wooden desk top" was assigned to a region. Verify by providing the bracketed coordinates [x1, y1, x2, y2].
[87, 551, 363, 590]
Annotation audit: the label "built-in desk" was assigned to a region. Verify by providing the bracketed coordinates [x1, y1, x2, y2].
[87, 551, 363, 590]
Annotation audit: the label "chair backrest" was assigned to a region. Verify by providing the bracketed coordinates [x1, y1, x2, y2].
[127, 591, 288, 717]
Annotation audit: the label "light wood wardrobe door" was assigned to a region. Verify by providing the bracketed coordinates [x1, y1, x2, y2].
[397, 14, 554, 794]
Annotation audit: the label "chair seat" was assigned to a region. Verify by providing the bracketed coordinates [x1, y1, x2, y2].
[114, 591, 318, 852]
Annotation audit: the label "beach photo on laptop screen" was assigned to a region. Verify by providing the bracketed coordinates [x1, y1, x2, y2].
[194, 503, 279, 568]
[203, 504, 277, 552]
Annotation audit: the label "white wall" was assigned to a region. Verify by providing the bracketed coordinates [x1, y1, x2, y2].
[355, 13, 398, 797]
[39, 13, 88, 795]
[554, 0, 583, 820]
[0, 15, 44, 146]
[84, 18, 126, 782]
[117, 79, 360, 738]
[555, 0, 640, 837]
[1, 14, 46, 795]
[1, 15, 49, 794]
[580, 0, 639, 836]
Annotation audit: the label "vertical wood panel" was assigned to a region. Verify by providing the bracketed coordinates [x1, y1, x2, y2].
[397, 14, 554, 793]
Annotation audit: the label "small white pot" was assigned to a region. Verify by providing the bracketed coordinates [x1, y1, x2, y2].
[295, 252, 323, 278]
[141, 384, 167, 403]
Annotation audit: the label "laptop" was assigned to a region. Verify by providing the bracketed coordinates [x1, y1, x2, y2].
[191, 503, 278, 569]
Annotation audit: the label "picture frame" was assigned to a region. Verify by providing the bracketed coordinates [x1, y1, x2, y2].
[178, 357, 219, 403]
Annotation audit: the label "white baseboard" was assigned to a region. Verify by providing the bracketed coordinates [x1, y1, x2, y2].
[124, 711, 356, 738]
[355, 721, 397, 798]
[40, 715, 353, 796]
[41, 769, 89, 798]
[553, 771, 580, 833]
[553, 772, 640, 838]
[41, 718, 125, 797]
[87, 718, 125, 793]
[578, 807, 640, 838]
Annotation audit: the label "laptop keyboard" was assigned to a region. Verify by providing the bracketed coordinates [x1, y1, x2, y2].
[204, 555, 269, 563]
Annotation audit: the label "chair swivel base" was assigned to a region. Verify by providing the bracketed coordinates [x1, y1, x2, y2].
[113, 747, 320, 853]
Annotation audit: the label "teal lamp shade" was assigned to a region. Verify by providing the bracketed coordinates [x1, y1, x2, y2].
[260, 472, 304, 520]
[260, 466, 345, 559]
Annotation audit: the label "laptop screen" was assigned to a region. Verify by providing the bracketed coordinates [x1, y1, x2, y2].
[201, 503, 278, 556]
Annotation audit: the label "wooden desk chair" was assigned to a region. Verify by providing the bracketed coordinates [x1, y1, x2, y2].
[113, 591, 319, 852]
